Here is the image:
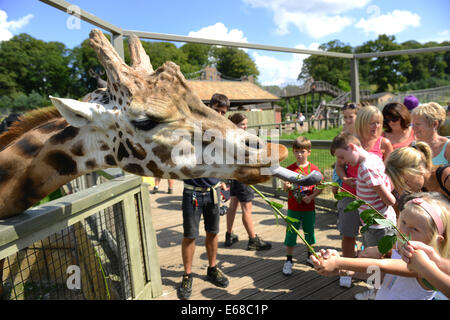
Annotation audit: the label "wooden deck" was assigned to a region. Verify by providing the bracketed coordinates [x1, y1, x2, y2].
[149, 180, 369, 300]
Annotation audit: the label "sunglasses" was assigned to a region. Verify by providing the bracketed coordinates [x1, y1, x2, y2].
[343, 103, 357, 110]
[383, 116, 400, 123]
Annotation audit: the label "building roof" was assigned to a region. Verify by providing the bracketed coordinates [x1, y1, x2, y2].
[187, 80, 280, 106]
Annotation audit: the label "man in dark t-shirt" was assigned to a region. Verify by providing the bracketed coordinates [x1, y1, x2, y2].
[177, 93, 230, 300]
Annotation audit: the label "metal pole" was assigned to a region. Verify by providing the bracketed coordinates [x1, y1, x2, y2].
[350, 57, 360, 103]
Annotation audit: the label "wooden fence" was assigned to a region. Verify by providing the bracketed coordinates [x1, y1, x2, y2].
[0, 174, 162, 300]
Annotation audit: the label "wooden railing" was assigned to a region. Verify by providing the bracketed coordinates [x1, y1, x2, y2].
[0, 174, 162, 300]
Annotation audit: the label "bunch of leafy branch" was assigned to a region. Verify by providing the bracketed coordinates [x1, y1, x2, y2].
[317, 181, 409, 254]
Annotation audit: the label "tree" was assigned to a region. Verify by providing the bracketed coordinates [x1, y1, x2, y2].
[69, 38, 104, 97]
[0, 33, 73, 98]
[180, 43, 212, 77]
[298, 40, 353, 90]
[355, 35, 411, 92]
[212, 47, 259, 80]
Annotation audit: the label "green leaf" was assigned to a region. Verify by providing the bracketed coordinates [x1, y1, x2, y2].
[286, 216, 300, 223]
[360, 209, 377, 225]
[374, 218, 394, 228]
[269, 201, 284, 210]
[360, 225, 370, 233]
[344, 199, 365, 212]
[334, 191, 357, 200]
[317, 181, 339, 189]
[378, 234, 397, 254]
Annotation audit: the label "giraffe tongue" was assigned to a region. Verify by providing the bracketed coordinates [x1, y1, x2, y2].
[269, 166, 323, 186]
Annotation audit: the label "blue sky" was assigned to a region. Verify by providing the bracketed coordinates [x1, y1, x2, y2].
[1, 0, 449, 86]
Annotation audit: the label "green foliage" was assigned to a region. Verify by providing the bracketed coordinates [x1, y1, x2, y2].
[298, 40, 353, 90]
[0, 33, 260, 112]
[300, 35, 449, 93]
[212, 46, 259, 80]
[318, 181, 409, 254]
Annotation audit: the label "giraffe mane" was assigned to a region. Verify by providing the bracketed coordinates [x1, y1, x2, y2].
[0, 106, 63, 151]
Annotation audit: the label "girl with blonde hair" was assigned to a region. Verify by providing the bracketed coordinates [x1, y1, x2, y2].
[411, 102, 450, 165]
[311, 192, 450, 299]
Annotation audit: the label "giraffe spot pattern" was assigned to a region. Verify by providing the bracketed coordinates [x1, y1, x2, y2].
[146, 160, 164, 177]
[49, 126, 80, 145]
[126, 139, 147, 160]
[44, 151, 78, 176]
[16, 137, 43, 158]
[70, 141, 85, 157]
[123, 163, 144, 176]
[105, 154, 117, 166]
[117, 142, 129, 161]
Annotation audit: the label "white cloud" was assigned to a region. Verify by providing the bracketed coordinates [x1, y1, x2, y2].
[0, 9, 33, 41]
[252, 43, 320, 86]
[243, 0, 370, 38]
[355, 9, 421, 35]
[188, 22, 248, 43]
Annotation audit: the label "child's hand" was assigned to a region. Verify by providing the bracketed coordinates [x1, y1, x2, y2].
[311, 249, 340, 276]
[342, 177, 356, 187]
[283, 181, 292, 191]
[407, 249, 435, 274]
[400, 241, 441, 266]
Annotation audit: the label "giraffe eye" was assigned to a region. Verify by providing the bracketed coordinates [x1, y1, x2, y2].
[131, 116, 160, 131]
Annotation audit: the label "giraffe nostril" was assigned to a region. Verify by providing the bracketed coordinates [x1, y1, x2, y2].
[245, 138, 261, 150]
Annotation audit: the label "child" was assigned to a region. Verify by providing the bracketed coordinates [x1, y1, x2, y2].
[331, 132, 397, 249]
[332, 103, 361, 287]
[282, 136, 322, 275]
[311, 192, 450, 300]
[332, 102, 360, 194]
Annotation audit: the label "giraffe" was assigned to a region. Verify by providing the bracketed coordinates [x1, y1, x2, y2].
[0, 29, 324, 220]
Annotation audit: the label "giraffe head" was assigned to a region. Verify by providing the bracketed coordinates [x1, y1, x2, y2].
[50, 29, 287, 185]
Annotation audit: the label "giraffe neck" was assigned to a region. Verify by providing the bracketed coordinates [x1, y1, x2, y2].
[0, 116, 112, 219]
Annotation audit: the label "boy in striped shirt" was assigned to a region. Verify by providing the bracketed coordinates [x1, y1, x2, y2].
[331, 132, 397, 249]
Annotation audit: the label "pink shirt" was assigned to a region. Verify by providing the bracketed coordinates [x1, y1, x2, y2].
[382, 128, 415, 150]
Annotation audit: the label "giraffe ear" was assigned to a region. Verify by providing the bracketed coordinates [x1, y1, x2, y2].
[50, 96, 102, 128]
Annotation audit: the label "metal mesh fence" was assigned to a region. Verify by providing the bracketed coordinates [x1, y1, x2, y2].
[1, 204, 132, 300]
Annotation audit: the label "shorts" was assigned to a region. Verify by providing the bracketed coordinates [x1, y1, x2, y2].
[362, 227, 396, 248]
[337, 197, 361, 237]
[284, 209, 316, 247]
[230, 180, 254, 203]
[182, 188, 220, 239]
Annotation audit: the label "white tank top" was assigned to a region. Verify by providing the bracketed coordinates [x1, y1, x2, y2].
[375, 250, 436, 300]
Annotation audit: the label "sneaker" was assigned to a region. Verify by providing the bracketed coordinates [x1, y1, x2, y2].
[247, 235, 272, 251]
[282, 260, 293, 276]
[339, 276, 352, 288]
[151, 186, 159, 194]
[177, 274, 193, 300]
[225, 232, 239, 247]
[354, 289, 376, 300]
[207, 266, 229, 288]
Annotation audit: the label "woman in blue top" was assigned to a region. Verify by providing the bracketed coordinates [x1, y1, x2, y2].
[411, 102, 450, 165]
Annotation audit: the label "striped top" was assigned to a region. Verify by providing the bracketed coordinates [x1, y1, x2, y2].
[357, 149, 396, 227]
